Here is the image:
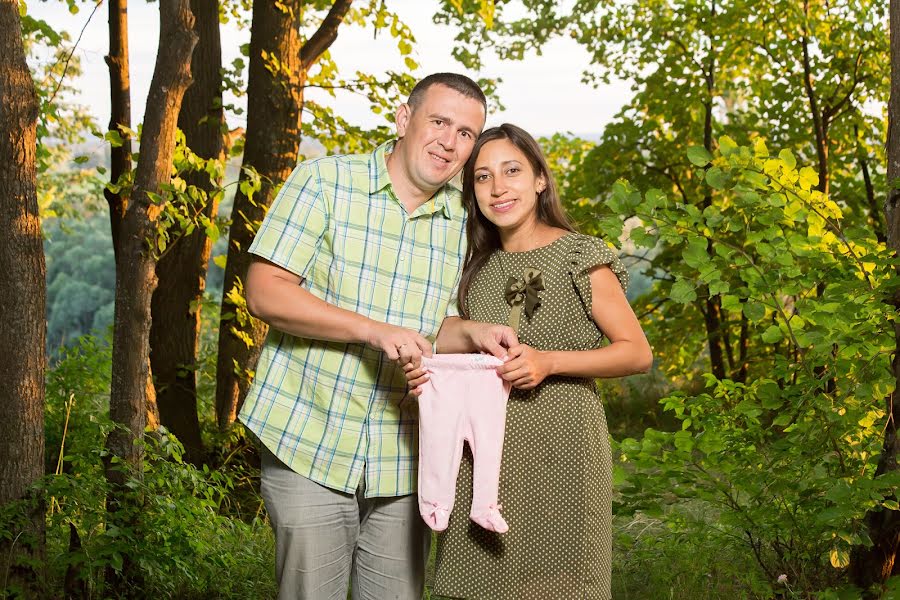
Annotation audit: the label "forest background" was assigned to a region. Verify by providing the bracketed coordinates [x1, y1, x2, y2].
[1, 0, 899, 598]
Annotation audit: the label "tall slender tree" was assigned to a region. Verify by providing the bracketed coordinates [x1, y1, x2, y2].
[150, 0, 224, 463]
[105, 0, 161, 432]
[104, 0, 131, 260]
[851, 0, 900, 589]
[215, 0, 353, 430]
[104, 0, 197, 592]
[0, 0, 45, 592]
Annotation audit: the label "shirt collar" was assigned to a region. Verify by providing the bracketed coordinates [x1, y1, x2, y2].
[368, 139, 461, 220]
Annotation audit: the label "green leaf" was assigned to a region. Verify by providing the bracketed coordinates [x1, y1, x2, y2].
[213, 255, 227, 269]
[761, 325, 783, 344]
[799, 166, 819, 190]
[705, 167, 729, 190]
[682, 236, 709, 268]
[757, 381, 782, 409]
[753, 138, 769, 158]
[778, 148, 797, 170]
[830, 547, 850, 569]
[721, 294, 742, 313]
[718, 135, 738, 155]
[104, 129, 124, 147]
[772, 413, 792, 427]
[708, 279, 730, 295]
[742, 301, 766, 321]
[687, 146, 713, 167]
[670, 279, 697, 304]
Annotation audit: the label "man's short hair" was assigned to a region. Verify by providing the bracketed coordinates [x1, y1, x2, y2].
[407, 73, 487, 113]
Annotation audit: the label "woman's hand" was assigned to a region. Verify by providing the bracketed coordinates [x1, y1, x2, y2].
[496, 344, 553, 390]
[403, 359, 429, 397]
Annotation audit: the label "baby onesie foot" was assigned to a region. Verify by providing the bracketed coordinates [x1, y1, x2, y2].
[420, 500, 451, 531]
[470, 503, 508, 533]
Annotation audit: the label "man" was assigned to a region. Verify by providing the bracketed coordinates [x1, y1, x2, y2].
[241, 73, 516, 599]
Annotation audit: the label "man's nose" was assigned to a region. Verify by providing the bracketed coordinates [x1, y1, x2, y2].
[438, 128, 455, 149]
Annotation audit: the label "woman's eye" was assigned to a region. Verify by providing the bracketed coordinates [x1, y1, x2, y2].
[476, 174, 489, 182]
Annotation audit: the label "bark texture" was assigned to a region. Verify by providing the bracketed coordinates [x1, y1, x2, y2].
[104, 0, 197, 593]
[215, 0, 353, 430]
[0, 0, 46, 591]
[850, 0, 900, 591]
[104, 0, 132, 261]
[150, 0, 224, 464]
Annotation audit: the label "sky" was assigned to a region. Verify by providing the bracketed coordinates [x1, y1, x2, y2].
[26, 1, 633, 139]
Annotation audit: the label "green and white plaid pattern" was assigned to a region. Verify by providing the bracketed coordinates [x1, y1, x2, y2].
[239, 140, 466, 498]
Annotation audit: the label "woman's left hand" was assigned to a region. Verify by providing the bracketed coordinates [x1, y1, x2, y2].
[496, 344, 552, 390]
[403, 359, 429, 397]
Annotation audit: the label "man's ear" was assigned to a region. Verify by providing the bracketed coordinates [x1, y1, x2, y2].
[395, 103, 412, 138]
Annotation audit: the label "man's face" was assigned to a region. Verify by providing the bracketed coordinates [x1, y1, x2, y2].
[394, 84, 486, 192]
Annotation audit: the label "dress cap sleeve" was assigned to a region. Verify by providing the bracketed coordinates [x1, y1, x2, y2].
[567, 234, 629, 315]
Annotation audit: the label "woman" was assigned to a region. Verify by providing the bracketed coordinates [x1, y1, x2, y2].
[406, 123, 652, 600]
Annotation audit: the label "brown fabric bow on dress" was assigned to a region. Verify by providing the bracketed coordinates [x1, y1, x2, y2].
[504, 268, 544, 332]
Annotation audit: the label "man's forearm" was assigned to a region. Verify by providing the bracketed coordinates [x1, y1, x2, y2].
[247, 275, 374, 344]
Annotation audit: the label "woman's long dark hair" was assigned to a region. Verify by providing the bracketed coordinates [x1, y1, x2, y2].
[456, 123, 577, 318]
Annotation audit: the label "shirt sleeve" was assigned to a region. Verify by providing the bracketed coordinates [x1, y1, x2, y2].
[248, 162, 329, 280]
[444, 287, 461, 319]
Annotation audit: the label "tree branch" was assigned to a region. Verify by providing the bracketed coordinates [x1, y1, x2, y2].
[300, 0, 354, 71]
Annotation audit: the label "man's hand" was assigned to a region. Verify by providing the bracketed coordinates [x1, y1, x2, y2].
[466, 322, 518, 359]
[496, 344, 553, 390]
[365, 321, 432, 364]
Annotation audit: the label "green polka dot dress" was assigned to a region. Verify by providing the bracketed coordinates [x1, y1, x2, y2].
[432, 232, 628, 600]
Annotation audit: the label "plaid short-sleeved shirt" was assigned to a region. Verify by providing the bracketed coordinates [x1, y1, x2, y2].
[239, 140, 466, 498]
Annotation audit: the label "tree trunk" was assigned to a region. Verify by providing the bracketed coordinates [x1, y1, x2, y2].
[850, 0, 900, 592]
[215, 0, 353, 430]
[150, 0, 224, 464]
[856, 124, 886, 243]
[0, 0, 46, 592]
[700, 0, 726, 381]
[104, 0, 131, 262]
[104, 0, 197, 593]
[801, 0, 830, 198]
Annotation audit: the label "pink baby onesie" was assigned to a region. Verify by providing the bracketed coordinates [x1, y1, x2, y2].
[417, 353, 512, 533]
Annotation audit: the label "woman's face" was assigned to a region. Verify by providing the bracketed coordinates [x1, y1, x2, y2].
[472, 138, 547, 233]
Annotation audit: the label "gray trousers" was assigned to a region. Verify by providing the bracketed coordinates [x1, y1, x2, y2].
[260, 447, 429, 600]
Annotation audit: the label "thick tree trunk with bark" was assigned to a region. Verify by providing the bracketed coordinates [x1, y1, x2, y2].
[0, 0, 46, 591]
[150, 0, 224, 464]
[215, 0, 353, 430]
[104, 0, 197, 593]
[851, 0, 900, 591]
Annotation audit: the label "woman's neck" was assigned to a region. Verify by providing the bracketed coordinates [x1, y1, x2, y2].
[499, 221, 562, 252]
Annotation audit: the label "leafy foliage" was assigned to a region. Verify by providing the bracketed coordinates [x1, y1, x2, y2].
[606, 139, 896, 594]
